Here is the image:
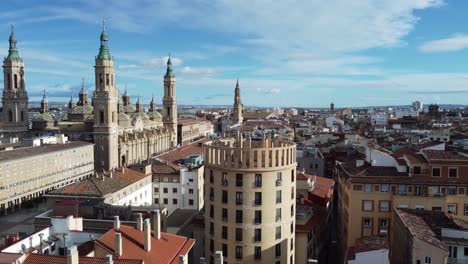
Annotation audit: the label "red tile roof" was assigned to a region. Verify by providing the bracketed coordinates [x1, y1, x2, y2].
[23, 254, 142, 264]
[157, 139, 207, 164]
[347, 236, 388, 261]
[95, 225, 195, 264]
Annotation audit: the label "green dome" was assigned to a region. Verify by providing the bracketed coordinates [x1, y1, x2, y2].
[97, 30, 111, 60]
[9, 32, 16, 42]
[100, 31, 108, 41]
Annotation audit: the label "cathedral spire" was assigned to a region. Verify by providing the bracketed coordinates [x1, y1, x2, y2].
[232, 79, 243, 125]
[68, 93, 75, 110]
[149, 94, 156, 112]
[40, 89, 48, 113]
[6, 23, 20, 61]
[97, 18, 111, 60]
[165, 53, 174, 78]
[136, 96, 142, 112]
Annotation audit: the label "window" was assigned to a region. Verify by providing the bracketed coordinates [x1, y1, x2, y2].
[163, 177, 168, 182]
[255, 210, 262, 224]
[209, 187, 214, 201]
[106, 74, 109, 85]
[291, 186, 294, 199]
[255, 247, 262, 259]
[222, 172, 228, 185]
[464, 247, 468, 256]
[14, 74, 17, 88]
[381, 184, 389, 193]
[424, 256, 431, 264]
[448, 186, 457, 195]
[364, 184, 372, 192]
[255, 192, 262, 205]
[379, 201, 390, 212]
[236, 228, 242, 241]
[163, 188, 168, 193]
[222, 208, 228, 222]
[432, 206, 442, 211]
[8, 110, 12, 122]
[189, 188, 194, 194]
[379, 219, 389, 235]
[291, 204, 294, 217]
[353, 184, 363, 191]
[464, 204, 468, 216]
[100, 111, 105, 124]
[236, 246, 242, 259]
[291, 222, 294, 234]
[20, 111, 24, 122]
[255, 229, 262, 242]
[276, 208, 281, 222]
[163, 198, 168, 204]
[432, 167, 441, 177]
[236, 210, 243, 223]
[255, 174, 262, 187]
[362, 200, 374, 212]
[276, 226, 281, 239]
[276, 190, 282, 204]
[210, 239, 214, 253]
[209, 222, 214, 235]
[362, 218, 372, 228]
[236, 173, 243, 187]
[275, 243, 281, 257]
[173, 199, 177, 204]
[222, 244, 227, 257]
[154, 198, 159, 204]
[210, 170, 213, 183]
[222, 226, 228, 239]
[398, 184, 406, 194]
[236, 192, 243, 205]
[449, 168, 458, 178]
[173, 188, 177, 193]
[222, 190, 228, 203]
[154, 187, 159, 193]
[449, 246, 458, 259]
[291, 169, 295, 182]
[210, 205, 214, 218]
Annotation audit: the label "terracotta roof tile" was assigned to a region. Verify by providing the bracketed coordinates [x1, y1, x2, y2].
[95, 225, 194, 264]
[156, 139, 207, 164]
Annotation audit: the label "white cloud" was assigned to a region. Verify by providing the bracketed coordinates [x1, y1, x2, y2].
[118, 56, 182, 70]
[419, 34, 468, 53]
[180, 66, 215, 75]
[256, 87, 280, 94]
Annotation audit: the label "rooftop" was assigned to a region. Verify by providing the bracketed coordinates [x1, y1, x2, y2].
[395, 208, 468, 251]
[23, 254, 142, 264]
[0, 141, 92, 163]
[347, 236, 388, 261]
[156, 138, 207, 164]
[95, 224, 194, 264]
[48, 168, 149, 198]
[422, 149, 468, 161]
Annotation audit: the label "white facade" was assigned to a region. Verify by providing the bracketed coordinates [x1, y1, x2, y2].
[112, 181, 152, 206]
[153, 165, 204, 215]
[348, 249, 389, 264]
[412, 101, 423, 112]
[2, 215, 101, 255]
[442, 228, 468, 264]
[287, 108, 298, 116]
[370, 113, 389, 126]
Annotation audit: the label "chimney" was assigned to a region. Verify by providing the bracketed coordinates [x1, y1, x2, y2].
[143, 219, 151, 252]
[214, 251, 223, 264]
[66, 245, 79, 264]
[153, 210, 161, 240]
[114, 233, 122, 256]
[113, 216, 120, 230]
[105, 255, 113, 264]
[136, 213, 143, 231]
[178, 255, 187, 264]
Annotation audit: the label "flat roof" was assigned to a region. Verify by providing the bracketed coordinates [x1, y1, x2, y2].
[0, 141, 93, 163]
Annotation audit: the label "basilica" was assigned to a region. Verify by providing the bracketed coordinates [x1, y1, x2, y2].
[1, 25, 177, 171]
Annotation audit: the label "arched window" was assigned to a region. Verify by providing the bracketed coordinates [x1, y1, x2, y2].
[14, 74, 17, 89]
[6, 74, 10, 88]
[8, 110, 13, 122]
[99, 74, 103, 86]
[100, 111, 105, 124]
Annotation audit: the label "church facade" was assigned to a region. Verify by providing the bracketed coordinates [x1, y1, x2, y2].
[1, 25, 178, 172]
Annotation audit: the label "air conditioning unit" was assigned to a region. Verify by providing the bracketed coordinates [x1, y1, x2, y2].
[276, 180, 283, 186]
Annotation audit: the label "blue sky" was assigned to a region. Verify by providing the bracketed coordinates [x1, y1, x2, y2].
[1, 0, 468, 107]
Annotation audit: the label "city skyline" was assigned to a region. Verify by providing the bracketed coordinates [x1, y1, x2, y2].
[2, 0, 468, 107]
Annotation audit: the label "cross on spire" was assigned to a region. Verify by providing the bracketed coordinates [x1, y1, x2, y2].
[10, 23, 14, 33]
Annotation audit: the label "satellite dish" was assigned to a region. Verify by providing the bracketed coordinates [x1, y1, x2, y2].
[21, 244, 27, 253]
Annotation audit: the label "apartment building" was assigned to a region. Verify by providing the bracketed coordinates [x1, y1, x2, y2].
[177, 119, 213, 146]
[0, 141, 94, 214]
[204, 135, 297, 263]
[152, 139, 206, 215]
[336, 146, 468, 261]
[391, 208, 468, 264]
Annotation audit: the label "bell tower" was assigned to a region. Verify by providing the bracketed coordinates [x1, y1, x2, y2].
[232, 79, 243, 125]
[2, 25, 29, 133]
[163, 54, 177, 147]
[93, 20, 119, 171]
